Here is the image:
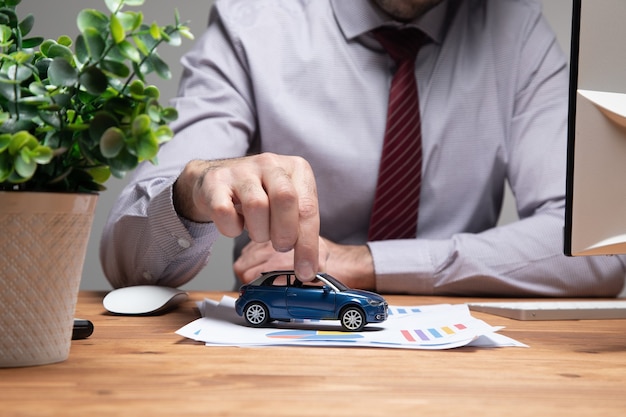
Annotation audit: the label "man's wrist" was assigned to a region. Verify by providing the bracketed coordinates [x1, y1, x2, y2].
[173, 160, 211, 223]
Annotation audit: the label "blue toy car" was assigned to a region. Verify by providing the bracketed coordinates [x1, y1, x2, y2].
[235, 270, 388, 331]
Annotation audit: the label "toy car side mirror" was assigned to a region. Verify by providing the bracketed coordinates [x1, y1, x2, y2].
[322, 285, 331, 294]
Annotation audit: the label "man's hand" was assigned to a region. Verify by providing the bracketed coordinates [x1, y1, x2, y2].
[234, 237, 376, 290]
[173, 153, 320, 281]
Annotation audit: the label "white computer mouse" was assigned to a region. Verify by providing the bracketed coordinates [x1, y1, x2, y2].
[102, 285, 189, 315]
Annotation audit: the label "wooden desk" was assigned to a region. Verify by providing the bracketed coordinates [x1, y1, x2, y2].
[1, 291, 626, 416]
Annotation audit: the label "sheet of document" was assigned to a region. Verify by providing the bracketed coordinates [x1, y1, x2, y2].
[176, 296, 527, 349]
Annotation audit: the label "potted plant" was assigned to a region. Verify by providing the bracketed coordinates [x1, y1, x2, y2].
[0, 0, 192, 367]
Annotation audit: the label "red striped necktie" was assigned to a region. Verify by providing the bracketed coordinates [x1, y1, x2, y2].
[368, 27, 427, 241]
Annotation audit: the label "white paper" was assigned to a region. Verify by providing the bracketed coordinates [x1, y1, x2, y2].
[176, 296, 527, 350]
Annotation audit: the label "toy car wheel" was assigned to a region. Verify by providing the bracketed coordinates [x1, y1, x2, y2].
[340, 306, 365, 332]
[244, 302, 269, 327]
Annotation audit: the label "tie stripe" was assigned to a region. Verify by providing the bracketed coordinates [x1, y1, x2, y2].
[368, 27, 426, 241]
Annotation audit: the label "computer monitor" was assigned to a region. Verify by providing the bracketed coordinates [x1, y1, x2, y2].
[564, 0, 626, 256]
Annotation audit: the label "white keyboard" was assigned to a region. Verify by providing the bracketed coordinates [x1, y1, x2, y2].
[467, 300, 626, 321]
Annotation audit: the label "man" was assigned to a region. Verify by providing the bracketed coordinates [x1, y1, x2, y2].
[101, 0, 626, 295]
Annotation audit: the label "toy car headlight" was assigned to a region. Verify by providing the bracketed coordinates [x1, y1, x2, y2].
[367, 298, 383, 307]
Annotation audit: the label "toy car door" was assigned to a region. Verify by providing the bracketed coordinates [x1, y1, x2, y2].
[285, 276, 336, 319]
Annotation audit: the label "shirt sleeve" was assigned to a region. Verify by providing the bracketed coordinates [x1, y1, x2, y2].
[369, 8, 626, 297]
[99, 175, 222, 288]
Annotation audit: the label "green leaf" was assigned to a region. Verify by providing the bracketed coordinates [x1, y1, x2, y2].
[166, 30, 181, 47]
[110, 13, 125, 44]
[82, 27, 106, 61]
[135, 131, 158, 160]
[86, 165, 111, 184]
[79, 66, 108, 95]
[20, 95, 51, 107]
[101, 59, 130, 78]
[148, 54, 171, 79]
[28, 80, 47, 95]
[154, 125, 173, 144]
[149, 22, 160, 40]
[46, 44, 74, 62]
[34, 57, 51, 78]
[0, 24, 12, 44]
[132, 34, 149, 56]
[21, 36, 43, 48]
[108, 147, 138, 174]
[0, 151, 12, 182]
[7, 63, 32, 82]
[48, 58, 77, 87]
[125, 0, 146, 6]
[117, 39, 140, 62]
[135, 24, 158, 50]
[100, 126, 125, 158]
[12, 50, 33, 65]
[18, 14, 33, 36]
[128, 79, 144, 97]
[0, 8, 17, 27]
[15, 150, 36, 178]
[42, 130, 61, 149]
[89, 111, 119, 143]
[103, 96, 133, 117]
[146, 103, 160, 122]
[179, 27, 194, 40]
[75, 34, 89, 64]
[14, 102, 39, 120]
[8, 131, 37, 155]
[31, 145, 53, 164]
[131, 61, 146, 83]
[56, 35, 71, 48]
[0, 81, 17, 101]
[0, 132, 11, 151]
[6, 169, 28, 183]
[38, 110, 61, 129]
[0, 118, 34, 135]
[104, 0, 123, 13]
[155, 28, 168, 44]
[161, 107, 178, 122]
[116, 11, 142, 31]
[39, 39, 55, 56]
[77, 9, 109, 34]
[51, 93, 71, 109]
[143, 85, 159, 99]
[131, 114, 151, 136]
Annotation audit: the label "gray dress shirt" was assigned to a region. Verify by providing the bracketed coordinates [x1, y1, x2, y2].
[100, 0, 626, 295]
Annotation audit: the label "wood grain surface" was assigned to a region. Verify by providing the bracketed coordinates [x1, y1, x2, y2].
[1, 291, 625, 417]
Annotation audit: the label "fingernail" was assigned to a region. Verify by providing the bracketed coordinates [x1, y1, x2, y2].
[296, 260, 316, 282]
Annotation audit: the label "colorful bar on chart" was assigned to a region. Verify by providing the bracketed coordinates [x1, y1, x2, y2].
[401, 330, 415, 342]
[428, 328, 442, 338]
[400, 324, 467, 342]
[400, 329, 430, 342]
[389, 307, 422, 315]
[442, 326, 454, 335]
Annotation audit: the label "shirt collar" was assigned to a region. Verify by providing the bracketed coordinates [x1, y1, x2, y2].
[330, 0, 451, 44]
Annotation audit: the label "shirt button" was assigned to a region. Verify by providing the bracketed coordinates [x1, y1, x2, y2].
[143, 271, 152, 281]
[177, 238, 191, 249]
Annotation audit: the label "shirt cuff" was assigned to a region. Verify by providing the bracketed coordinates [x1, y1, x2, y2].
[367, 239, 454, 294]
[141, 182, 219, 280]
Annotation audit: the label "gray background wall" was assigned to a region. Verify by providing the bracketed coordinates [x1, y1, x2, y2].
[18, 0, 572, 291]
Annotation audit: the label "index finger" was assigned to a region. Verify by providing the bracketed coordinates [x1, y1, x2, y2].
[293, 189, 320, 282]
[278, 157, 319, 282]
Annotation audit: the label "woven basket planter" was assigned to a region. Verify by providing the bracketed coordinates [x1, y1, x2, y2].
[0, 191, 98, 367]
